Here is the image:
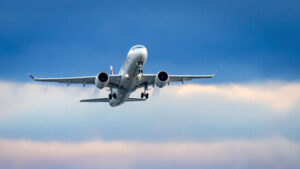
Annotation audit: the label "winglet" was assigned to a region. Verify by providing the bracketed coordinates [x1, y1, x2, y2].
[29, 74, 36, 80]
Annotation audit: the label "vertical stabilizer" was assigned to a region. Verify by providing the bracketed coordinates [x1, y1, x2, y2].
[110, 65, 114, 75]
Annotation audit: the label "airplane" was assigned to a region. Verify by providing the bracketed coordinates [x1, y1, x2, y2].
[29, 45, 214, 107]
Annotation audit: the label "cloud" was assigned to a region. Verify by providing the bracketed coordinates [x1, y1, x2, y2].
[0, 81, 94, 119]
[1, 81, 299, 119]
[0, 81, 299, 169]
[0, 138, 299, 169]
[173, 82, 300, 112]
[0, 80, 299, 142]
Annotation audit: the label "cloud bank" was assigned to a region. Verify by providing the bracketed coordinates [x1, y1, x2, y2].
[0, 80, 299, 168]
[0, 138, 299, 169]
[175, 82, 300, 112]
[1, 80, 299, 119]
[0, 80, 299, 141]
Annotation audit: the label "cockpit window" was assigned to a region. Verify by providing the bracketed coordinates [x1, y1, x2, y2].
[132, 45, 144, 50]
[128, 45, 145, 55]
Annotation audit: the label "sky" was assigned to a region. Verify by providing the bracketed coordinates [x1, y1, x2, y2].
[0, 0, 300, 169]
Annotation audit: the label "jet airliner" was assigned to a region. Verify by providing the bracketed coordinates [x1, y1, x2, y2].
[30, 45, 214, 107]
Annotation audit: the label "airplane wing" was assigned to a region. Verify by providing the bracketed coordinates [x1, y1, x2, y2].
[168, 74, 215, 82]
[80, 98, 146, 102]
[29, 74, 122, 87]
[139, 74, 214, 87]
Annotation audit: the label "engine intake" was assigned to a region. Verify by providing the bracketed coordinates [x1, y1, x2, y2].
[155, 71, 169, 88]
[98, 72, 108, 82]
[95, 72, 109, 89]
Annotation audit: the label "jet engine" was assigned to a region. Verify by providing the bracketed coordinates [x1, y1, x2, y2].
[155, 71, 169, 88]
[95, 72, 109, 89]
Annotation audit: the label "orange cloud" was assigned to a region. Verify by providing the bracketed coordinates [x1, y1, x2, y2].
[0, 138, 299, 169]
[0, 81, 299, 120]
[172, 82, 300, 112]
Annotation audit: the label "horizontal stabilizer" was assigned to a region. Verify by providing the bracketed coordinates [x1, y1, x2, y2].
[80, 98, 146, 103]
[126, 98, 146, 102]
[80, 98, 109, 102]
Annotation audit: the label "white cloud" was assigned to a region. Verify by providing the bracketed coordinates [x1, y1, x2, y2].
[0, 81, 96, 119]
[0, 81, 299, 169]
[170, 82, 300, 113]
[0, 138, 299, 169]
[0, 81, 299, 120]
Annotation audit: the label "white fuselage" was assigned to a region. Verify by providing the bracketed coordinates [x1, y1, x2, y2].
[109, 45, 148, 107]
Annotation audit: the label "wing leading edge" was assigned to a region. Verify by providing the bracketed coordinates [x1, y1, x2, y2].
[169, 74, 215, 82]
[29, 74, 122, 87]
[29, 75, 95, 84]
[139, 74, 214, 86]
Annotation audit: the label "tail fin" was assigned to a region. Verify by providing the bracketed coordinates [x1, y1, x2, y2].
[110, 65, 114, 75]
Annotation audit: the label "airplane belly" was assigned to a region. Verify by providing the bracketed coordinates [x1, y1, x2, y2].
[109, 51, 146, 107]
[119, 76, 136, 93]
[109, 88, 129, 107]
[121, 58, 142, 90]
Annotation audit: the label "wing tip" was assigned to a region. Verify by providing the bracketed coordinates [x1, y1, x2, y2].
[29, 74, 36, 80]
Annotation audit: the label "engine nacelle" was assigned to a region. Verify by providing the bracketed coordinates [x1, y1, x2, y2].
[95, 72, 109, 89]
[155, 71, 169, 88]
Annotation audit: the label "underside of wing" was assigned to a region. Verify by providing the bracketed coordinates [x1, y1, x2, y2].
[137, 74, 214, 87]
[30, 75, 96, 84]
[137, 74, 156, 87]
[169, 74, 214, 82]
[29, 74, 122, 87]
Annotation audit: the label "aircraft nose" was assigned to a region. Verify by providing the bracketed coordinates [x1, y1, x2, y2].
[138, 46, 147, 61]
[131, 45, 147, 62]
[142, 47, 147, 59]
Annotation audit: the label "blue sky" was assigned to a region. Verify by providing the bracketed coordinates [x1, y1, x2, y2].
[0, 0, 300, 169]
[0, 0, 299, 82]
